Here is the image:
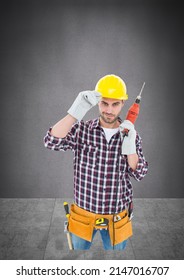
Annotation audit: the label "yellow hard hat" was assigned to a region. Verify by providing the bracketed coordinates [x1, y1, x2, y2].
[95, 74, 128, 100]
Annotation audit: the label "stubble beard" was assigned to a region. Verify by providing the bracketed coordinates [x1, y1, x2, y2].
[100, 112, 119, 124]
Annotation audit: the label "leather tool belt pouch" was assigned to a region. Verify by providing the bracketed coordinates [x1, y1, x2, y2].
[112, 211, 133, 245]
[68, 204, 94, 242]
[68, 203, 133, 245]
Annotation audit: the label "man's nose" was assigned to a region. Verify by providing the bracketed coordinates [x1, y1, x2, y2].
[106, 106, 113, 114]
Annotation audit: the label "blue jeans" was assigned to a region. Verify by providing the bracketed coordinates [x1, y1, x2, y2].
[71, 229, 127, 250]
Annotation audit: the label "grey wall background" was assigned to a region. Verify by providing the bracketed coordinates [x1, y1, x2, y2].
[0, 0, 183, 198]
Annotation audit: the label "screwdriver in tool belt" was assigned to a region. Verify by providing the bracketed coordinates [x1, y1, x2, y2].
[122, 82, 145, 137]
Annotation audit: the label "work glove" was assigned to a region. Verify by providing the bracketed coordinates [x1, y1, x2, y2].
[119, 120, 136, 155]
[67, 90, 101, 121]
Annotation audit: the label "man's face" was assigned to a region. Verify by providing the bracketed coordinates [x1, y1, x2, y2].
[98, 98, 125, 125]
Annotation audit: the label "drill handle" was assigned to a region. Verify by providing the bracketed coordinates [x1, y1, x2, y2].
[122, 128, 129, 137]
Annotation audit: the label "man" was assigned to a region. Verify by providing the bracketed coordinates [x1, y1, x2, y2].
[44, 74, 148, 250]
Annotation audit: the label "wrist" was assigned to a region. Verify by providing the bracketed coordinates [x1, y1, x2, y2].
[67, 102, 89, 121]
[127, 154, 139, 170]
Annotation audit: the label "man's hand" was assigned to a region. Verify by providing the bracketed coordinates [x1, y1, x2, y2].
[119, 120, 136, 155]
[67, 91, 101, 121]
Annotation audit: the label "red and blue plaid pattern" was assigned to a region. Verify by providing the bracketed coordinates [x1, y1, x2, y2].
[44, 118, 148, 214]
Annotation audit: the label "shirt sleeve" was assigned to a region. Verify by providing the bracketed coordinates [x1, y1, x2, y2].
[127, 133, 148, 181]
[43, 122, 79, 152]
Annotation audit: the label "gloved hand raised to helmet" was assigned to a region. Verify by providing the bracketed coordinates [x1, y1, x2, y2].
[68, 91, 101, 121]
[119, 120, 137, 155]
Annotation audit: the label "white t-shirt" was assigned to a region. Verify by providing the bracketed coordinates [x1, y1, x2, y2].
[102, 127, 119, 143]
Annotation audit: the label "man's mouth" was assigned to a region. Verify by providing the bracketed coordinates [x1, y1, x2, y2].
[104, 113, 114, 118]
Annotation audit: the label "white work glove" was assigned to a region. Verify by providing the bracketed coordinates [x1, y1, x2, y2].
[67, 90, 101, 121]
[119, 120, 136, 155]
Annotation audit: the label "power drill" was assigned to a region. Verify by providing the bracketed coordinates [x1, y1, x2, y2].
[122, 82, 145, 137]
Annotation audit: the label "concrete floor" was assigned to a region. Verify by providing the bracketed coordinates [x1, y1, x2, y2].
[0, 198, 184, 260]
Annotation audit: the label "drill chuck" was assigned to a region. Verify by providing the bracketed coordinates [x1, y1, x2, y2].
[135, 96, 141, 104]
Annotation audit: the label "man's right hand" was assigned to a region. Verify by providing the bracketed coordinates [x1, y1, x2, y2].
[67, 90, 101, 121]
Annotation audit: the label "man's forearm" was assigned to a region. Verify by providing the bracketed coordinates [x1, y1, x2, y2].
[127, 153, 139, 171]
[51, 114, 77, 138]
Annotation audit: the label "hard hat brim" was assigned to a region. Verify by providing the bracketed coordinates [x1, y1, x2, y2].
[101, 93, 128, 100]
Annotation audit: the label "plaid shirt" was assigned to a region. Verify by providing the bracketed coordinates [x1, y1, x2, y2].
[44, 118, 148, 214]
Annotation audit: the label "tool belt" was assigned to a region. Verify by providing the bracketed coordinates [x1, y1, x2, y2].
[68, 204, 133, 246]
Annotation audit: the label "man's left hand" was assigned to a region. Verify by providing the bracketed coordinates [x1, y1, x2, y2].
[119, 120, 136, 155]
